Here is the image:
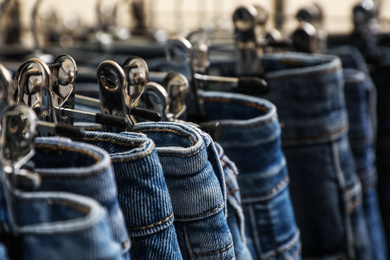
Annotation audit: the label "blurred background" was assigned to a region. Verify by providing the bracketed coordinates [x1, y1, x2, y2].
[1, 0, 389, 51]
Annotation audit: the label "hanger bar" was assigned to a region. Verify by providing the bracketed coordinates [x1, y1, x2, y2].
[37, 120, 85, 139]
[59, 108, 131, 129]
[74, 94, 161, 122]
[75, 94, 101, 107]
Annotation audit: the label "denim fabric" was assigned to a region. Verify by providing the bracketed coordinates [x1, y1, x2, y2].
[22, 137, 130, 259]
[257, 52, 372, 259]
[214, 142, 253, 260]
[343, 68, 386, 260]
[81, 131, 183, 260]
[326, 45, 387, 260]
[0, 175, 122, 260]
[130, 122, 235, 260]
[200, 91, 302, 260]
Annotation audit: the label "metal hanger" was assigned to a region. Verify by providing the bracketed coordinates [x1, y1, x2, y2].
[14, 57, 57, 124]
[291, 3, 327, 54]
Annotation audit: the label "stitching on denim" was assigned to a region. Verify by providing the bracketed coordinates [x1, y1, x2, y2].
[221, 157, 239, 176]
[282, 124, 348, 142]
[136, 128, 195, 146]
[126, 212, 174, 231]
[34, 144, 101, 163]
[175, 203, 224, 220]
[262, 231, 301, 260]
[346, 196, 362, 214]
[192, 241, 234, 257]
[83, 137, 143, 148]
[182, 224, 195, 258]
[202, 97, 270, 113]
[225, 182, 242, 207]
[110, 144, 156, 162]
[242, 176, 289, 199]
[157, 143, 205, 158]
[271, 62, 341, 80]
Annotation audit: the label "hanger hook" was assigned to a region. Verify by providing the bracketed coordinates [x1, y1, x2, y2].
[14, 58, 56, 123]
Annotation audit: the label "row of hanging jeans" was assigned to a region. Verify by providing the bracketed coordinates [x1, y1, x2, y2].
[0, 4, 389, 260]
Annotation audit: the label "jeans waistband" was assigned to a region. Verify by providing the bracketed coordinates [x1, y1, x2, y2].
[260, 52, 349, 145]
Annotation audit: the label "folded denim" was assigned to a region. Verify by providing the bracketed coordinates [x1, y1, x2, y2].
[201, 91, 302, 260]
[22, 137, 130, 259]
[0, 176, 122, 260]
[258, 52, 372, 259]
[131, 122, 235, 259]
[82, 131, 183, 260]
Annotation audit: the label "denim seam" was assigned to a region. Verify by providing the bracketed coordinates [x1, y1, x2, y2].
[136, 128, 195, 145]
[242, 176, 289, 199]
[225, 182, 241, 207]
[157, 144, 205, 158]
[110, 145, 156, 162]
[83, 137, 143, 148]
[126, 212, 174, 231]
[262, 230, 301, 260]
[282, 124, 349, 142]
[221, 157, 238, 176]
[346, 196, 362, 214]
[34, 144, 101, 163]
[268, 62, 341, 80]
[331, 141, 355, 259]
[219, 114, 278, 130]
[202, 97, 271, 113]
[191, 241, 234, 257]
[175, 203, 224, 220]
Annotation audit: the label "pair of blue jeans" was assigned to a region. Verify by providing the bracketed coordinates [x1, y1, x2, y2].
[201, 91, 302, 260]
[131, 122, 235, 259]
[256, 52, 372, 259]
[81, 131, 183, 259]
[0, 161, 123, 260]
[327, 45, 386, 260]
[13, 137, 130, 259]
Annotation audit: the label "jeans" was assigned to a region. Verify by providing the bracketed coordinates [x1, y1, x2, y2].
[81, 131, 183, 260]
[344, 69, 386, 260]
[257, 52, 372, 259]
[214, 142, 253, 260]
[131, 122, 235, 260]
[326, 45, 387, 260]
[0, 173, 122, 260]
[21, 137, 130, 259]
[200, 91, 302, 260]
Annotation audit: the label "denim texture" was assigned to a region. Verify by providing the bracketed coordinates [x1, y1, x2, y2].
[0, 175, 122, 260]
[201, 91, 301, 260]
[257, 52, 372, 259]
[81, 131, 183, 260]
[130, 122, 235, 260]
[24, 137, 130, 259]
[343, 68, 386, 260]
[214, 142, 253, 260]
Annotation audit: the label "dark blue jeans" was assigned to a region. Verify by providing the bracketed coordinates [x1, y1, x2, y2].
[82, 131, 183, 260]
[132, 122, 235, 259]
[201, 91, 302, 260]
[257, 52, 372, 259]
